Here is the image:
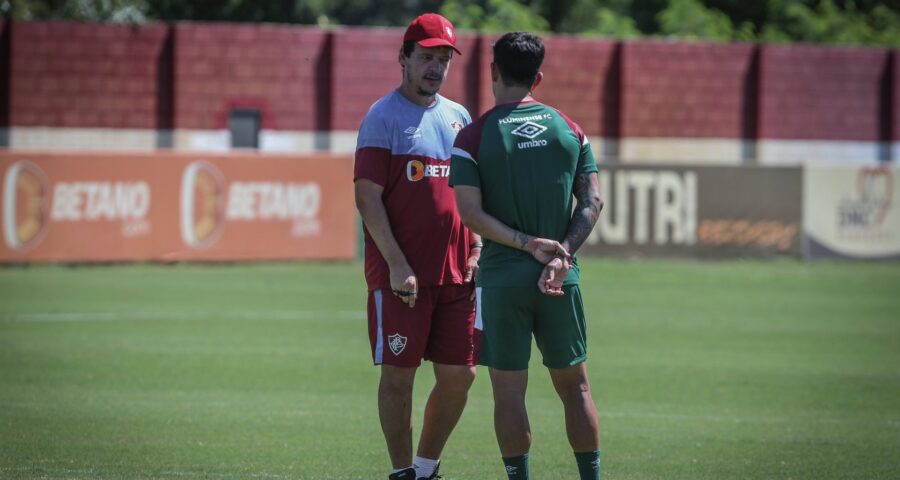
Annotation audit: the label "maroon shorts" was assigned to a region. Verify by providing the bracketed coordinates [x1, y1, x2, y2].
[368, 284, 481, 367]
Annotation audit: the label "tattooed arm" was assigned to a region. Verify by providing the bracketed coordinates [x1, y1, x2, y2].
[562, 172, 603, 255]
[537, 172, 603, 295]
[454, 185, 570, 263]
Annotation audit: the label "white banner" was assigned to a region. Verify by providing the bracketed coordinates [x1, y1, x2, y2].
[803, 165, 900, 259]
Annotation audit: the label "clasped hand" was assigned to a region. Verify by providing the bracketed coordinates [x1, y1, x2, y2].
[525, 238, 571, 297]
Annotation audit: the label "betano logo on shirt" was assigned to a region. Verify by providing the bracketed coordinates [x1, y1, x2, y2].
[406, 160, 450, 182]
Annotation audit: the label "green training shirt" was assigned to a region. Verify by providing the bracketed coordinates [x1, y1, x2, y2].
[449, 100, 598, 288]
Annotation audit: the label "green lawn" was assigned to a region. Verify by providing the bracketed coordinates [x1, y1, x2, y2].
[1, 259, 899, 479]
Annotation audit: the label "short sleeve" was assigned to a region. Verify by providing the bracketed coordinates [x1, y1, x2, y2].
[449, 124, 481, 188]
[356, 112, 391, 151]
[461, 108, 472, 126]
[354, 147, 392, 186]
[576, 135, 599, 176]
[552, 107, 599, 176]
[354, 112, 393, 186]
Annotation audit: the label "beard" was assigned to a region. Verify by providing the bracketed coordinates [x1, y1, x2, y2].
[417, 85, 438, 96]
[407, 69, 441, 97]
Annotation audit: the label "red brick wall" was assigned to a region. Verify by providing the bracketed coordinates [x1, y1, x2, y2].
[893, 50, 899, 142]
[476, 35, 497, 118]
[174, 22, 328, 130]
[759, 44, 889, 141]
[6, 21, 898, 150]
[330, 27, 477, 131]
[1, 21, 9, 128]
[540, 37, 618, 138]
[11, 21, 167, 129]
[621, 40, 756, 139]
[331, 28, 400, 132]
[476, 35, 618, 137]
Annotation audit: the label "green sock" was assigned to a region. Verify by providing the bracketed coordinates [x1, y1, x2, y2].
[575, 450, 601, 480]
[502, 453, 530, 480]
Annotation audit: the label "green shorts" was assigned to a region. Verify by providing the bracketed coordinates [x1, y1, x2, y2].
[476, 285, 587, 371]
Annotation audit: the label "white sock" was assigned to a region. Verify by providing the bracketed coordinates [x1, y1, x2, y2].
[413, 456, 439, 478]
[392, 466, 413, 475]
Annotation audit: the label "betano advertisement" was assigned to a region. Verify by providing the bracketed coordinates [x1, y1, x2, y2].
[583, 164, 803, 258]
[804, 164, 900, 260]
[0, 152, 355, 262]
[5, 155, 894, 262]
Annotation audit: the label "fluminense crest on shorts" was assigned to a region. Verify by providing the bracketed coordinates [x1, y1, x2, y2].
[510, 121, 547, 140]
[388, 333, 407, 355]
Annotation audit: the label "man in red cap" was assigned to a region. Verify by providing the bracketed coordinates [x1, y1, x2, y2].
[353, 13, 480, 480]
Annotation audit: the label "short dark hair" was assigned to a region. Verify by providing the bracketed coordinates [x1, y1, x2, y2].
[402, 40, 415, 58]
[493, 32, 544, 87]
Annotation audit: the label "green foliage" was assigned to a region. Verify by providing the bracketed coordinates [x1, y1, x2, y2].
[144, 0, 442, 26]
[441, 0, 549, 32]
[2, 0, 148, 22]
[657, 0, 755, 41]
[762, 0, 900, 46]
[555, 0, 642, 38]
[4, 0, 899, 46]
[310, 0, 444, 28]
[657, 0, 736, 40]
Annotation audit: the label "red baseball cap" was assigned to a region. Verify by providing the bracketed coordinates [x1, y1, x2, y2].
[403, 13, 461, 55]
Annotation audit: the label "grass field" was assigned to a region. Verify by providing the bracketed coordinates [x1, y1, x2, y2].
[1, 259, 899, 480]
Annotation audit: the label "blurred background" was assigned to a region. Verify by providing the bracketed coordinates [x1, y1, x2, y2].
[1, 2, 899, 480]
[0, 0, 898, 262]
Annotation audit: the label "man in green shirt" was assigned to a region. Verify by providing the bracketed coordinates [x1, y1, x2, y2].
[449, 32, 604, 480]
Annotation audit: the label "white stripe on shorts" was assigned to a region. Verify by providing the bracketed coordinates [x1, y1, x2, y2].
[374, 289, 384, 364]
[474, 287, 483, 331]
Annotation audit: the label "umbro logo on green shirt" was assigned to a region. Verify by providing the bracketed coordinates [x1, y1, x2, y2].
[509, 122, 547, 150]
[510, 121, 548, 139]
[511, 121, 550, 149]
[517, 138, 549, 149]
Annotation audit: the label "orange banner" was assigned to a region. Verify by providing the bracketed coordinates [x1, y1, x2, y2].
[0, 152, 356, 262]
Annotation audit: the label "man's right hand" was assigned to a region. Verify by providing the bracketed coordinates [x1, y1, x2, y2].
[389, 263, 418, 308]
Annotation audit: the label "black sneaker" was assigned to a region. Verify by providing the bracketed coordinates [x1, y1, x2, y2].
[417, 460, 442, 480]
[389, 468, 416, 480]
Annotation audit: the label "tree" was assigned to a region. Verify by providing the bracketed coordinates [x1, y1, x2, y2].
[440, 0, 549, 32]
[2, 0, 148, 22]
[762, 0, 900, 46]
[4, 0, 898, 47]
[657, 0, 754, 41]
[554, 0, 641, 38]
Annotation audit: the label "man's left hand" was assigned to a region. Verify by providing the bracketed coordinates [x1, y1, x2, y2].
[465, 250, 480, 301]
[538, 256, 570, 296]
